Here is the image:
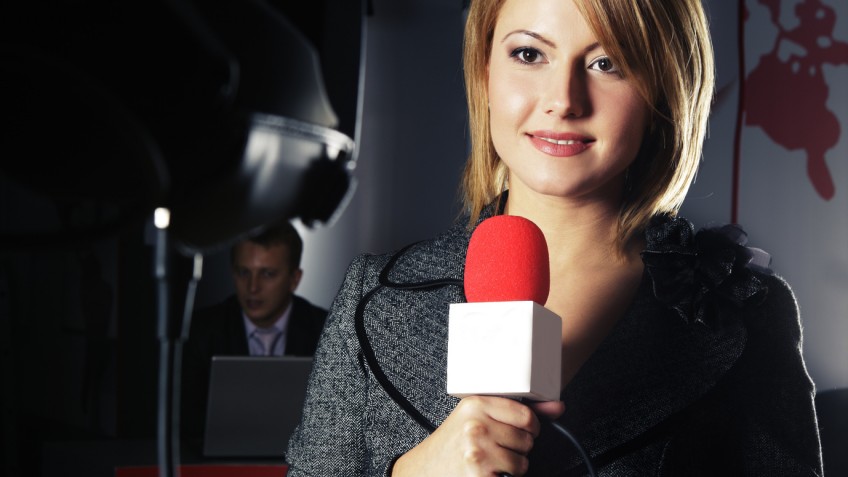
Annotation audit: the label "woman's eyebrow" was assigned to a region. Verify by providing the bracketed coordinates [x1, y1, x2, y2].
[501, 29, 556, 48]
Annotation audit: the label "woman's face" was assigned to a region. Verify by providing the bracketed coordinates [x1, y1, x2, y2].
[487, 0, 649, 203]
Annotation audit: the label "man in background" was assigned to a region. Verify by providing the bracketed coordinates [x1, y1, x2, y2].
[180, 220, 328, 440]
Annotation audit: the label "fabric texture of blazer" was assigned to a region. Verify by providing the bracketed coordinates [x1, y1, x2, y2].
[285, 202, 822, 476]
[180, 294, 328, 440]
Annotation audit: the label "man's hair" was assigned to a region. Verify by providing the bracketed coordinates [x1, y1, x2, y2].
[230, 220, 303, 271]
[461, 0, 715, 253]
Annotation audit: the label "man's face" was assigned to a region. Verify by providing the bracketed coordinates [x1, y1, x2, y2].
[231, 241, 302, 328]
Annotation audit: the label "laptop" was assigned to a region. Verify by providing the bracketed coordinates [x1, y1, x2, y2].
[202, 355, 314, 458]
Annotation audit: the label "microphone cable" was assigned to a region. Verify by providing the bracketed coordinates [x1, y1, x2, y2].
[494, 397, 596, 477]
[496, 416, 596, 477]
[546, 418, 597, 477]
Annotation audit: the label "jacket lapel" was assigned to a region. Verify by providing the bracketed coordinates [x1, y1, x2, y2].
[556, 274, 748, 469]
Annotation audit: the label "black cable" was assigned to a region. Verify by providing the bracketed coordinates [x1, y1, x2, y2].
[547, 419, 597, 477]
[496, 418, 596, 477]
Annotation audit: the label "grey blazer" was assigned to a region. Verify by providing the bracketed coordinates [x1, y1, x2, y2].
[285, 206, 823, 476]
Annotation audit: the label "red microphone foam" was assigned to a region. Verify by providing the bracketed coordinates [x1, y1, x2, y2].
[464, 215, 550, 304]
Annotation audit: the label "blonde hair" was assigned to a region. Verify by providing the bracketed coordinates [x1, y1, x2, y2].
[460, 0, 715, 251]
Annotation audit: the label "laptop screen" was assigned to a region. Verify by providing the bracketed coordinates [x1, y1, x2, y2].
[202, 355, 313, 458]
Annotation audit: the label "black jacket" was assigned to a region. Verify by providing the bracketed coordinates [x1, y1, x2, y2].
[285, 208, 822, 476]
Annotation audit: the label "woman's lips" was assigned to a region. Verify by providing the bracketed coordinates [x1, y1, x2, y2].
[528, 132, 595, 157]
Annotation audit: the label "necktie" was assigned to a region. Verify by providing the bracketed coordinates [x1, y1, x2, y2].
[253, 327, 281, 356]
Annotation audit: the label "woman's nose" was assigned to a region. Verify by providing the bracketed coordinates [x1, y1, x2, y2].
[544, 65, 589, 118]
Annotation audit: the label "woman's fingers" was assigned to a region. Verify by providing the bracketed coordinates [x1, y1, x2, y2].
[460, 411, 535, 456]
[457, 419, 532, 475]
[527, 399, 565, 421]
[393, 395, 559, 477]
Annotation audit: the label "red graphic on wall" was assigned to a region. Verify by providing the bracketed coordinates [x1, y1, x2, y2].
[744, 0, 848, 201]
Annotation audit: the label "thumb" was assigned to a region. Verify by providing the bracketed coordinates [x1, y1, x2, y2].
[528, 400, 565, 421]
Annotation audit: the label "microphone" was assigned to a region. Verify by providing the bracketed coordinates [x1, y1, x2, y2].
[447, 215, 563, 401]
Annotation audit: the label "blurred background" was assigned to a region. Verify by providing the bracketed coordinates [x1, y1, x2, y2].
[1, 0, 845, 476]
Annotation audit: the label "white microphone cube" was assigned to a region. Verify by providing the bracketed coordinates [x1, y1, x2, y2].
[446, 301, 562, 401]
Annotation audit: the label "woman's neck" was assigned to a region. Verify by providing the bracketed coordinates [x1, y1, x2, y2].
[502, 186, 627, 268]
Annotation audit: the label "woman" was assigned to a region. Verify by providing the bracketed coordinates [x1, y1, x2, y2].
[285, 0, 823, 475]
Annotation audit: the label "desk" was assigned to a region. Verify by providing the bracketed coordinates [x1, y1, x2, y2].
[41, 439, 286, 477]
[115, 464, 287, 477]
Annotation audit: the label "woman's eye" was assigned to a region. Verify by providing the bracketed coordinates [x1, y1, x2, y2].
[588, 56, 619, 74]
[511, 47, 543, 64]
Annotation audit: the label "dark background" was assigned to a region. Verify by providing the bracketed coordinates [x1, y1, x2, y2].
[0, 0, 388, 475]
[1, 0, 472, 475]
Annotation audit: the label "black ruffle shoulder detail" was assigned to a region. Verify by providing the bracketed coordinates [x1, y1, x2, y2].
[641, 214, 772, 327]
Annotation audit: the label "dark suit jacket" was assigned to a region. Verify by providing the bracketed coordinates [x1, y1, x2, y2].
[180, 294, 328, 440]
[285, 204, 822, 476]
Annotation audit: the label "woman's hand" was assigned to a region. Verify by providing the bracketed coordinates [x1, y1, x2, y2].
[391, 396, 565, 477]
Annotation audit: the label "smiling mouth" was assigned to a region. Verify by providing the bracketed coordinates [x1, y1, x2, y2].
[537, 137, 588, 146]
[528, 133, 594, 157]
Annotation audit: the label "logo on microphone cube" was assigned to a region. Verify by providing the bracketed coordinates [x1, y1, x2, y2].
[446, 301, 562, 401]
